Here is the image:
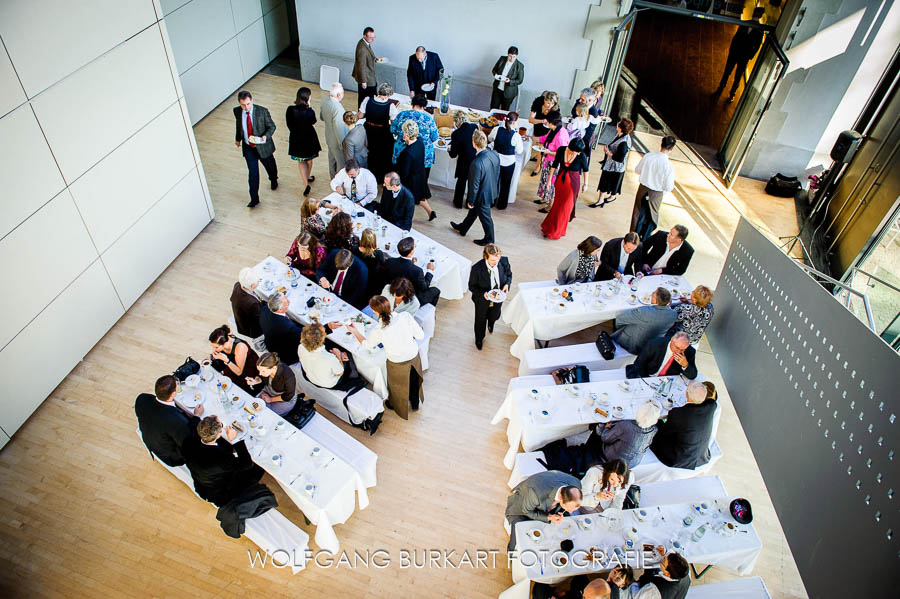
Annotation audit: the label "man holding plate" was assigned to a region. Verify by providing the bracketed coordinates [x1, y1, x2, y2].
[467, 243, 511, 350]
[406, 46, 444, 100]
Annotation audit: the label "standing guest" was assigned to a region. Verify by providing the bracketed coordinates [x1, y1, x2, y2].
[392, 94, 440, 210]
[383, 237, 440, 307]
[631, 136, 676, 239]
[135, 375, 203, 467]
[611, 287, 677, 354]
[641, 225, 694, 276]
[209, 324, 260, 394]
[298, 323, 365, 391]
[395, 120, 437, 221]
[231, 267, 263, 339]
[579, 459, 632, 514]
[450, 130, 500, 246]
[505, 470, 582, 552]
[284, 230, 327, 278]
[341, 111, 368, 168]
[595, 232, 643, 281]
[583, 80, 606, 161]
[320, 83, 349, 178]
[253, 353, 298, 417]
[358, 82, 397, 181]
[585, 402, 660, 468]
[487, 111, 523, 210]
[651, 382, 718, 470]
[346, 296, 425, 419]
[490, 46, 525, 111]
[669, 285, 715, 345]
[534, 118, 569, 205]
[378, 172, 415, 231]
[590, 118, 634, 208]
[448, 110, 478, 209]
[713, 8, 766, 103]
[233, 90, 277, 208]
[258, 293, 303, 364]
[406, 45, 444, 100]
[330, 159, 377, 208]
[316, 248, 370, 310]
[566, 101, 591, 140]
[300, 197, 327, 238]
[182, 416, 264, 506]
[352, 27, 382, 107]
[556, 236, 603, 284]
[540, 137, 588, 238]
[626, 333, 698, 380]
[635, 549, 691, 599]
[354, 228, 386, 296]
[322, 211, 360, 253]
[528, 90, 561, 141]
[285, 87, 320, 197]
[468, 243, 512, 350]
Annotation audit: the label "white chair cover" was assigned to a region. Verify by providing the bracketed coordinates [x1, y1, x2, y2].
[289, 364, 385, 427]
[319, 65, 340, 91]
[519, 341, 635, 376]
[228, 315, 266, 353]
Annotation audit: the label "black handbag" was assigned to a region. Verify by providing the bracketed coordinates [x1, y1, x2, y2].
[765, 172, 801, 197]
[286, 396, 317, 429]
[595, 331, 616, 360]
[173, 357, 200, 381]
[553, 365, 591, 385]
[623, 484, 641, 510]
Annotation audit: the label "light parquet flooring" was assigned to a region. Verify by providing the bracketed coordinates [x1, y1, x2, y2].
[0, 71, 805, 598]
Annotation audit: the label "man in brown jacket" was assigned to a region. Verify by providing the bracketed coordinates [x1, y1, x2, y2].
[352, 27, 382, 108]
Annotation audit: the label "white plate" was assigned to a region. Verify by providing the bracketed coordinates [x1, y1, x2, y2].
[248, 135, 265, 145]
[184, 374, 201, 388]
[487, 289, 507, 302]
[420, 83, 435, 92]
[181, 392, 203, 408]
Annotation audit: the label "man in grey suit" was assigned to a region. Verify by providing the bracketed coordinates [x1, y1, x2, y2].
[506, 470, 582, 552]
[611, 287, 676, 355]
[320, 83, 349, 178]
[234, 90, 277, 208]
[450, 130, 500, 246]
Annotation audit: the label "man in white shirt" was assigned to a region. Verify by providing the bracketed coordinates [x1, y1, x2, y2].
[330, 159, 378, 207]
[631, 136, 676, 240]
[634, 548, 691, 599]
[641, 225, 694, 276]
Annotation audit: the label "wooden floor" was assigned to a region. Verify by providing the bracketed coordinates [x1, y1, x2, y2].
[0, 72, 806, 598]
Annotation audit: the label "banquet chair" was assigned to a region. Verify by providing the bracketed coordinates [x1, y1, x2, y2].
[518, 341, 635, 376]
[413, 304, 436, 370]
[288, 363, 385, 431]
[319, 65, 340, 91]
[228, 316, 267, 354]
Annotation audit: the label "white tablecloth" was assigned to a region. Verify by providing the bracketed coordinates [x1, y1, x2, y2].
[687, 576, 772, 599]
[502, 275, 694, 359]
[319, 193, 471, 300]
[175, 370, 376, 553]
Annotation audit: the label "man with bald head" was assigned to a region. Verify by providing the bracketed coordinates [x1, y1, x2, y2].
[583, 579, 612, 599]
[406, 45, 444, 100]
[532, 576, 609, 599]
[651, 381, 718, 469]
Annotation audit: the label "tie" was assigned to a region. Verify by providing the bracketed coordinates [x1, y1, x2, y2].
[350, 178, 357, 201]
[334, 270, 345, 295]
[246, 112, 254, 147]
[659, 354, 676, 376]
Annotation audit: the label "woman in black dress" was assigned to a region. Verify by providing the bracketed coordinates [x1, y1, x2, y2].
[590, 118, 633, 208]
[208, 324, 261, 394]
[359, 82, 396, 182]
[395, 120, 427, 220]
[285, 87, 321, 196]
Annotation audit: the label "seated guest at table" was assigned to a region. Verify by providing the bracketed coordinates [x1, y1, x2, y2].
[359, 82, 397, 181]
[377, 172, 415, 231]
[406, 45, 443, 100]
[255, 352, 299, 417]
[635, 549, 691, 599]
[209, 324, 261, 394]
[449, 110, 478, 209]
[317, 248, 369, 310]
[534, 118, 569, 205]
[584, 580, 613, 599]
[392, 94, 439, 211]
[355, 228, 386, 296]
[611, 287, 676, 354]
[669, 285, 714, 345]
[651, 381, 717, 470]
[490, 46, 524, 111]
[586, 402, 660, 468]
[505, 470, 582, 552]
[396, 119, 437, 222]
[259, 293, 303, 364]
[383, 277, 420, 315]
[468, 243, 511, 350]
[300, 197, 327, 239]
[346, 296, 425, 420]
[182, 416, 264, 506]
[322, 211, 360, 252]
[487, 111, 523, 210]
[578, 459, 632, 514]
[608, 566, 637, 599]
[341, 111, 368, 168]
[626, 332, 698, 380]
[231, 267, 263, 339]
[383, 237, 439, 307]
[540, 137, 588, 238]
[590, 118, 633, 208]
[285, 230, 327, 278]
[135, 375, 203, 467]
[330, 159, 377, 208]
[532, 575, 590, 599]
[298, 323, 365, 391]
[556, 235, 603, 284]
[641, 225, 694, 276]
[595, 232, 642, 281]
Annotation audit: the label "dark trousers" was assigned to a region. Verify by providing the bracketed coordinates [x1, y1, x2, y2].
[453, 172, 468, 208]
[490, 88, 515, 111]
[416, 287, 441, 307]
[357, 83, 376, 107]
[506, 515, 528, 552]
[473, 297, 502, 344]
[716, 53, 750, 96]
[635, 197, 657, 241]
[497, 162, 514, 210]
[459, 202, 495, 242]
[424, 167, 432, 199]
[242, 144, 278, 203]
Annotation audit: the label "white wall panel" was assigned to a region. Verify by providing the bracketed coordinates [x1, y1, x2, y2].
[158, 19, 186, 100]
[0, 191, 98, 350]
[0, 260, 123, 435]
[102, 171, 210, 308]
[69, 103, 195, 253]
[237, 18, 269, 81]
[263, 2, 290, 61]
[0, 45, 26, 118]
[180, 38, 243, 125]
[0, 430, 9, 451]
[159, 0, 192, 15]
[165, 0, 235, 75]
[232, 0, 263, 31]
[30, 26, 177, 183]
[0, 105, 66, 240]
[0, 0, 156, 97]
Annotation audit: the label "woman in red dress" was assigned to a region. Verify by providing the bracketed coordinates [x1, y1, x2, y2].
[541, 138, 589, 240]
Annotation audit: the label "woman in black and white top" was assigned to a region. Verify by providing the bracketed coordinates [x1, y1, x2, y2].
[556, 236, 603, 284]
[591, 118, 634, 208]
[487, 111, 524, 210]
[669, 285, 715, 345]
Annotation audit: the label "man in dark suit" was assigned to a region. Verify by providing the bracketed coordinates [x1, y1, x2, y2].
[636, 549, 691, 599]
[352, 27, 381, 107]
[230, 267, 262, 338]
[611, 287, 676, 354]
[383, 237, 439, 307]
[490, 46, 525, 111]
[451, 130, 500, 246]
[595, 232, 643, 281]
[377, 172, 415, 231]
[259, 292, 303, 364]
[641, 225, 694, 276]
[182, 416, 264, 507]
[651, 381, 717, 469]
[626, 332, 698, 380]
[468, 243, 511, 350]
[406, 46, 443, 100]
[505, 470, 582, 552]
[233, 90, 277, 208]
[316, 248, 369, 310]
[135, 375, 203, 467]
[448, 113, 478, 209]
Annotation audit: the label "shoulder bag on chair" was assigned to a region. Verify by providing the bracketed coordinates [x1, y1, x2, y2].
[551, 365, 590, 385]
[623, 485, 641, 510]
[173, 357, 200, 381]
[286, 395, 317, 429]
[595, 331, 616, 360]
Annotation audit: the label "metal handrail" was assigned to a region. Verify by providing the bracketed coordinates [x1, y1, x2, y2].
[850, 267, 900, 296]
[793, 261, 877, 332]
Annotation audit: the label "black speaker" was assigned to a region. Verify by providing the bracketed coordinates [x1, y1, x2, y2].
[830, 130, 862, 163]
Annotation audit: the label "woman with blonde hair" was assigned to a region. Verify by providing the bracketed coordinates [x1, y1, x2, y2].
[285, 230, 327, 278]
[342, 110, 368, 168]
[300, 197, 326, 238]
[528, 90, 561, 175]
[669, 285, 715, 344]
[354, 227, 385, 295]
